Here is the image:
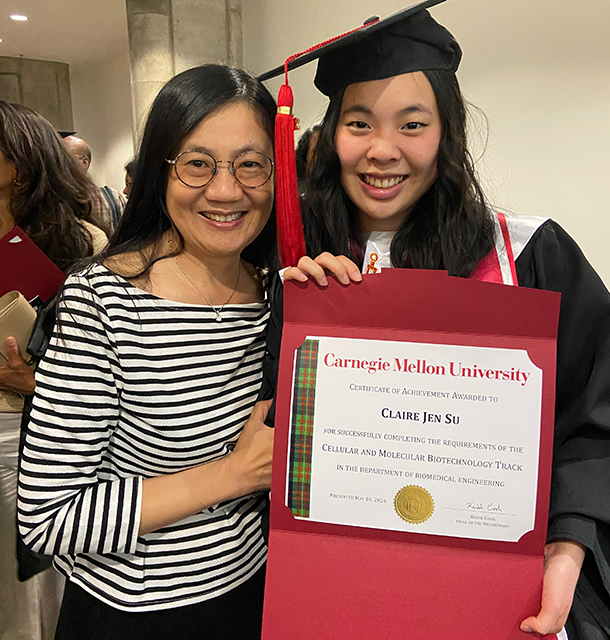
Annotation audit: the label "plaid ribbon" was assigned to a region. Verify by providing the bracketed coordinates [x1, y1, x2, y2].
[287, 339, 319, 518]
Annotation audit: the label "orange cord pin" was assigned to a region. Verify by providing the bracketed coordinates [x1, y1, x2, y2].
[365, 252, 379, 274]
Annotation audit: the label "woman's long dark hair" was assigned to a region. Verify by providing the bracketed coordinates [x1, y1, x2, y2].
[304, 70, 494, 277]
[104, 64, 278, 277]
[0, 102, 101, 273]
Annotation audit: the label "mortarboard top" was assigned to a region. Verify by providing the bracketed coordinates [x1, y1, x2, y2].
[58, 131, 76, 138]
[258, 0, 461, 97]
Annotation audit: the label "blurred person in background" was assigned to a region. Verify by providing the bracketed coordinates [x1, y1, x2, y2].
[63, 134, 126, 231]
[0, 101, 107, 640]
[124, 157, 137, 198]
[295, 124, 320, 197]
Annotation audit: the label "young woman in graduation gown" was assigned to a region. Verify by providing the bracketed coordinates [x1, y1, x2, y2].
[259, 5, 610, 638]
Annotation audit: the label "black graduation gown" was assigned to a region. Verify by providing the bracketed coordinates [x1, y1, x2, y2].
[259, 219, 610, 637]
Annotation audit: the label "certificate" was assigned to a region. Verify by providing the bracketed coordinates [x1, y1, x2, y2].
[262, 270, 561, 640]
[288, 335, 541, 542]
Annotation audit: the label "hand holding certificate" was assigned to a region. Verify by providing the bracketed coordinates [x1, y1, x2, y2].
[262, 269, 561, 640]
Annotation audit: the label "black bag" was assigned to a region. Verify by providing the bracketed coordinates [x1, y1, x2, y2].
[16, 296, 58, 581]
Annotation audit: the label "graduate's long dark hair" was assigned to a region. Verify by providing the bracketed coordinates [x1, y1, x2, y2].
[304, 70, 494, 277]
[104, 64, 278, 277]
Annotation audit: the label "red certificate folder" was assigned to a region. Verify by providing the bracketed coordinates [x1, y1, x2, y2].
[262, 270, 561, 640]
[0, 227, 65, 303]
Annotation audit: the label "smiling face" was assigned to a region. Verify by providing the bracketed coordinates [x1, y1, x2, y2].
[335, 71, 442, 233]
[165, 101, 274, 262]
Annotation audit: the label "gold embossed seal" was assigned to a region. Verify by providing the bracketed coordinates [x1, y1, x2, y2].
[394, 485, 434, 524]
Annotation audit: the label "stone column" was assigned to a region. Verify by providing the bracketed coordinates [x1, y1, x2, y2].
[226, 0, 243, 70]
[126, 0, 242, 135]
[0, 57, 73, 131]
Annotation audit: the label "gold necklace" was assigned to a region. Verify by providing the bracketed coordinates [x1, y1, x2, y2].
[169, 240, 241, 322]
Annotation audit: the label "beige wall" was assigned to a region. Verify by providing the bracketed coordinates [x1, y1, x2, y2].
[70, 50, 134, 194]
[243, 0, 610, 284]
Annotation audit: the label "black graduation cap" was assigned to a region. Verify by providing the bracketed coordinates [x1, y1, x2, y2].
[258, 0, 461, 97]
[58, 131, 76, 138]
[262, 0, 460, 268]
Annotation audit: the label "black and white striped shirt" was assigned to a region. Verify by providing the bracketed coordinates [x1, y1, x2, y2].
[18, 264, 269, 612]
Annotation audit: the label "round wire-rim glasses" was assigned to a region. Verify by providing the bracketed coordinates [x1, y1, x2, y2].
[165, 150, 274, 189]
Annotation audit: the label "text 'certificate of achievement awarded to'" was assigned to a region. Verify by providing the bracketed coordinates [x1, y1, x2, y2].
[262, 270, 561, 640]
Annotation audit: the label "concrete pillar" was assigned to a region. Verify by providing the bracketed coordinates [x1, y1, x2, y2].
[0, 56, 73, 131]
[227, 0, 243, 71]
[126, 0, 242, 135]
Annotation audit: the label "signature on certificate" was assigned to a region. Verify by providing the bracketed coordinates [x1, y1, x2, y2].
[466, 502, 503, 513]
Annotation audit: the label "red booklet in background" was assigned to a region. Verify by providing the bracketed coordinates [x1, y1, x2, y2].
[0, 227, 65, 303]
[262, 270, 561, 640]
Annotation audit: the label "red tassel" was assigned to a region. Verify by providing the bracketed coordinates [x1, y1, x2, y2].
[272, 19, 380, 267]
[274, 83, 307, 268]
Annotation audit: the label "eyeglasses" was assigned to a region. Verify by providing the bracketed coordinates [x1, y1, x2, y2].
[165, 150, 274, 189]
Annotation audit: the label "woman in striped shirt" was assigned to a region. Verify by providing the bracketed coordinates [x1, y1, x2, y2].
[18, 65, 278, 639]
